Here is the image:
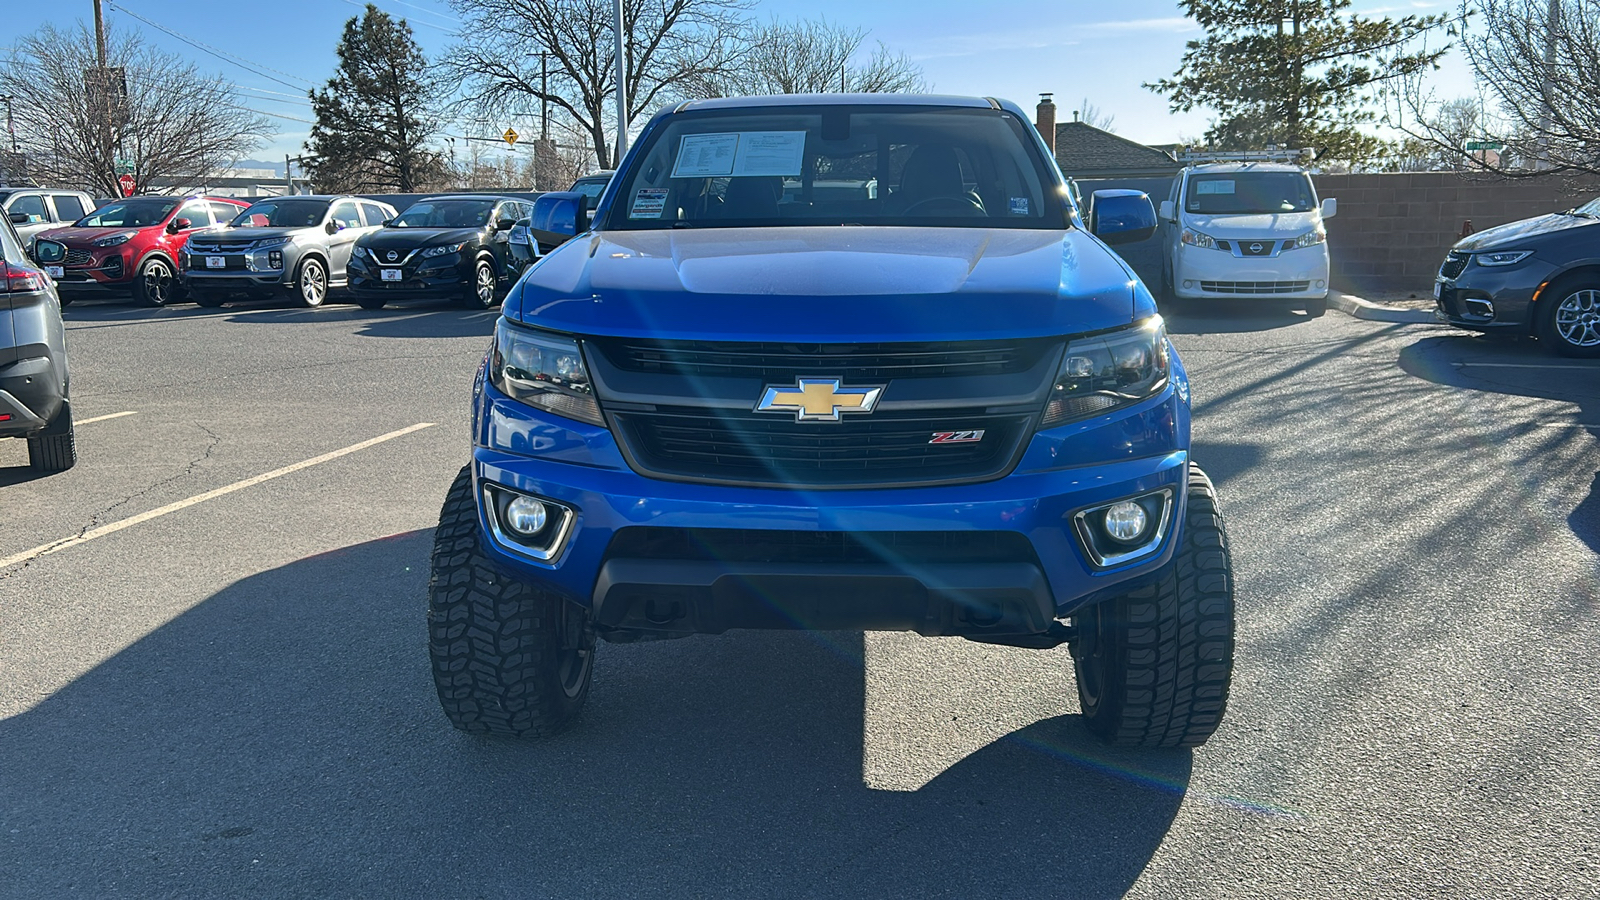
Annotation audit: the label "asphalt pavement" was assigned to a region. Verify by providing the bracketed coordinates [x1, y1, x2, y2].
[1, 295, 1596, 898]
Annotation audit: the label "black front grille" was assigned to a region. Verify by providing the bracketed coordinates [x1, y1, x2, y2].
[1237, 240, 1275, 256]
[1439, 251, 1468, 280]
[1200, 280, 1311, 294]
[64, 249, 93, 267]
[608, 527, 1040, 566]
[187, 240, 254, 254]
[592, 337, 1053, 381]
[612, 407, 1029, 487]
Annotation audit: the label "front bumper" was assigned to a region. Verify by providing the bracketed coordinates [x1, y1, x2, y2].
[1434, 257, 1554, 332]
[468, 376, 1193, 636]
[1172, 242, 1329, 299]
[348, 255, 470, 300]
[54, 248, 133, 293]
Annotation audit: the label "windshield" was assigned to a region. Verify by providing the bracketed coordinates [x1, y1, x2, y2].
[1185, 173, 1316, 215]
[1571, 196, 1600, 217]
[76, 198, 181, 227]
[391, 199, 496, 228]
[572, 179, 609, 202]
[605, 105, 1062, 230]
[231, 199, 330, 228]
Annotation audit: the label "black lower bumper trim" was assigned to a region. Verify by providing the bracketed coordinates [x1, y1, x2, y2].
[592, 559, 1054, 638]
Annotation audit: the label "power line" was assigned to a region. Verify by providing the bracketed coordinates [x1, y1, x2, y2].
[338, 0, 454, 32]
[107, 2, 318, 92]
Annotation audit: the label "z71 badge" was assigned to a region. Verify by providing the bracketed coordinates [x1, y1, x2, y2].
[929, 430, 985, 444]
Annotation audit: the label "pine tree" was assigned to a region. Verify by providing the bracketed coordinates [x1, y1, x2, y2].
[1148, 0, 1448, 165]
[307, 5, 445, 192]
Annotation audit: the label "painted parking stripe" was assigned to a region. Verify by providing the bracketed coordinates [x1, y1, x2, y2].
[1453, 362, 1600, 369]
[76, 411, 138, 425]
[0, 422, 435, 571]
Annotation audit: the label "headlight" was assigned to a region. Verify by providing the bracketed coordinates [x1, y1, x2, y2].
[1179, 227, 1217, 250]
[489, 320, 604, 426]
[1293, 227, 1326, 248]
[422, 242, 469, 258]
[1474, 250, 1533, 267]
[251, 237, 292, 250]
[93, 231, 136, 247]
[1041, 317, 1170, 428]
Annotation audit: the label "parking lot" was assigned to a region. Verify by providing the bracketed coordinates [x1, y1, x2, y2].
[2, 297, 1597, 897]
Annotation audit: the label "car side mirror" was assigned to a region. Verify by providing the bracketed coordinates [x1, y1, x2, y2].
[167, 217, 191, 233]
[32, 239, 66, 265]
[326, 220, 340, 234]
[530, 191, 588, 245]
[1158, 200, 1175, 223]
[496, 217, 517, 231]
[7, 212, 27, 225]
[1090, 190, 1158, 245]
[1320, 197, 1337, 219]
[381, 218, 394, 227]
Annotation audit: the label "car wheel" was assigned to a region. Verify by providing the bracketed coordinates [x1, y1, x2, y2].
[1537, 280, 1600, 358]
[27, 401, 76, 473]
[192, 290, 226, 309]
[1304, 294, 1327, 317]
[356, 295, 387, 310]
[428, 465, 595, 736]
[464, 258, 496, 309]
[1071, 463, 1235, 748]
[134, 257, 175, 307]
[295, 258, 328, 308]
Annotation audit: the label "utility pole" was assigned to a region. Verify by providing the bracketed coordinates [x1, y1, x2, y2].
[1536, 0, 1558, 169]
[540, 53, 549, 142]
[611, 0, 624, 164]
[1, 95, 15, 154]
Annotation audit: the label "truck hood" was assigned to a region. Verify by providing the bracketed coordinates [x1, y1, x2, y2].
[1182, 210, 1321, 239]
[1453, 212, 1598, 251]
[505, 226, 1142, 342]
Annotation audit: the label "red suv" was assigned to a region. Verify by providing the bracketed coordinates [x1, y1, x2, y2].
[39, 195, 249, 306]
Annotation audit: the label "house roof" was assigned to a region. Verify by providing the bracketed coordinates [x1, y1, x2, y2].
[1054, 121, 1181, 177]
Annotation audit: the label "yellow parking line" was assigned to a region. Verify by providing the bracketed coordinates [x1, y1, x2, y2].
[0, 423, 435, 571]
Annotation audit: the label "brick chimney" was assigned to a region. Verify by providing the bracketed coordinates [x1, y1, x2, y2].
[1036, 93, 1057, 156]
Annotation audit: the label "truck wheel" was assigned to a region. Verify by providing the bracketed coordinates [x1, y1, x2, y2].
[428, 465, 595, 736]
[1304, 294, 1327, 317]
[134, 257, 175, 307]
[464, 258, 496, 309]
[1537, 279, 1600, 358]
[295, 258, 328, 308]
[27, 401, 77, 473]
[1071, 463, 1235, 748]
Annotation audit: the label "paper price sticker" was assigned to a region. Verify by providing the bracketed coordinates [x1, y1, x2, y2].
[630, 188, 669, 219]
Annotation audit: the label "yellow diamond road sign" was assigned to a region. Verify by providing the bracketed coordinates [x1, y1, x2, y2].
[503, 128, 519, 147]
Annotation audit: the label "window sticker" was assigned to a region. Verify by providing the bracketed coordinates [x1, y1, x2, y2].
[1194, 180, 1235, 195]
[1009, 197, 1030, 215]
[672, 134, 740, 177]
[730, 131, 807, 177]
[629, 188, 669, 219]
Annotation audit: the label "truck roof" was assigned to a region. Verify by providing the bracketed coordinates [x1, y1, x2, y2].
[1186, 162, 1307, 174]
[675, 94, 999, 112]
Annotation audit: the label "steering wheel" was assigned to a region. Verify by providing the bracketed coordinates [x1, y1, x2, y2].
[902, 195, 986, 217]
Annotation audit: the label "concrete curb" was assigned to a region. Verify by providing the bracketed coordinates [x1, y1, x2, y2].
[1328, 292, 1440, 324]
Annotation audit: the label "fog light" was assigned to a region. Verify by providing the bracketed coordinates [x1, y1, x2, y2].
[1183, 280, 1195, 289]
[1102, 501, 1148, 543]
[505, 496, 548, 535]
[268, 250, 282, 269]
[1315, 279, 1326, 289]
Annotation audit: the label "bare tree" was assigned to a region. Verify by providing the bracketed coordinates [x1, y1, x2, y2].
[0, 22, 270, 196]
[1073, 98, 1115, 132]
[444, 0, 749, 169]
[695, 17, 926, 96]
[1381, 97, 1488, 170]
[1387, 0, 1600, 175]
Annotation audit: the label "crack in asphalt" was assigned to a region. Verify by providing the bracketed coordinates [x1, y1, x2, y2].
[0, 424, 224, 578]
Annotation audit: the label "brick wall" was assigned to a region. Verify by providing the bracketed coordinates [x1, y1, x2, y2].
[1318, 172, 1600, 290]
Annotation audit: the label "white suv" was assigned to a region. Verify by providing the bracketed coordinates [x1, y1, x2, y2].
[1157, 162, 1336, 314]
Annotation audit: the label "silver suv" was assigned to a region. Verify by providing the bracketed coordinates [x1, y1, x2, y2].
[2, 188, 98, 247]
[181, 195, 394, 308]
[1, 217, 74, 472]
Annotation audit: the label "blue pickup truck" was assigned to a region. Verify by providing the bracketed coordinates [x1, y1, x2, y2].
[428, 95, 1235, 748]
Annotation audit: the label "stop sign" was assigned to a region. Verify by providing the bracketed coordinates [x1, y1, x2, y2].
[118, 173, 136, 197]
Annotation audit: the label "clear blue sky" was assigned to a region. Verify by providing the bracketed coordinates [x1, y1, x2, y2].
[7, 0, 1474, 162]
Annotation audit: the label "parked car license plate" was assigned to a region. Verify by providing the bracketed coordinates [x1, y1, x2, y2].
[46, 265, 63, 278]
[1434, 281, 1443, 299]
[207, 256, 226, 268]
[381, 269, 402, 282]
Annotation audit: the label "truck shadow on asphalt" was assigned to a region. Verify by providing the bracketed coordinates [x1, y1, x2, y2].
[1161, 299, 1325, 335]
[0, 530, 1191, 897]
[1397, 333, 1600, 558]
[60, 298, 502, 341]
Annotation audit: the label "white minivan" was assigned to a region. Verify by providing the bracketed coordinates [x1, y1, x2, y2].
[1157, 161, 1336, 314]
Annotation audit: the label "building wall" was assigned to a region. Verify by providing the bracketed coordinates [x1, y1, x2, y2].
[1317, 172, 1600, 290]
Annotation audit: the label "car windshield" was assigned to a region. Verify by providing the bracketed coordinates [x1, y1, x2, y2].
[605, 105, 1061, 230]
[391, 199, 496, 228]
[1570, 196, 1600, 217]
[230, 199, 330, 228]
[1185, 173, 1317, 215]
[76, 198, 181, 227]
[572, 179, 609, 202]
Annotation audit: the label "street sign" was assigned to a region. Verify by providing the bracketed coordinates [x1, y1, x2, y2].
[114, 159, 134, 175]
[118, 173, 136, 197]
[503, 127, 519, 147]
[1465, 141, 1505, 151]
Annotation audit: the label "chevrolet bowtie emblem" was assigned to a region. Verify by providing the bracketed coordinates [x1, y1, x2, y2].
[756, 378, 884, 422]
